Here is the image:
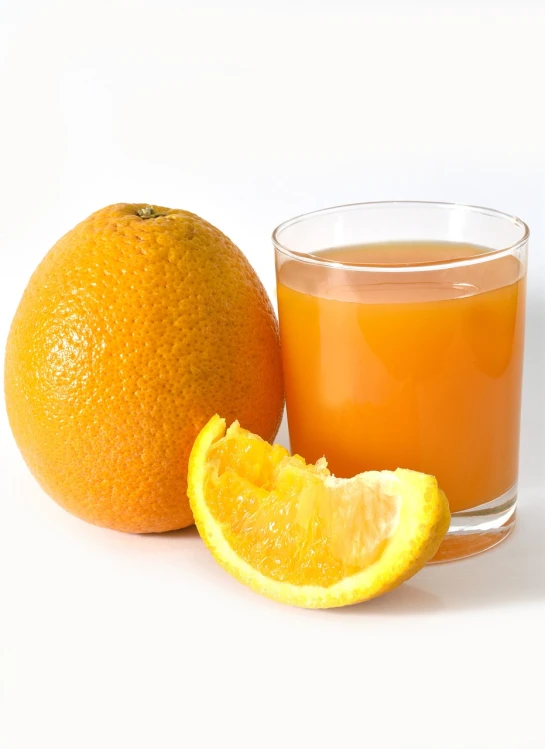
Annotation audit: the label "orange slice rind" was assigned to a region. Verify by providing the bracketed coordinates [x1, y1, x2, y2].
[188, 415, 450, 608]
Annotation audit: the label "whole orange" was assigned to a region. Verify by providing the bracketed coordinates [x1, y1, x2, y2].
[4, 203, 284, 532]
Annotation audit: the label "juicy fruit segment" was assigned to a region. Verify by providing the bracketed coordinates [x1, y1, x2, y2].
[189, 415, 451, 608]
[207, 431, 400, 586]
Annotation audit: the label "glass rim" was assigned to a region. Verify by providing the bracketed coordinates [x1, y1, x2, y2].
[272, 200, 530, 272]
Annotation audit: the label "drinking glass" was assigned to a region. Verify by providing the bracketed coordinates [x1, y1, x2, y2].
[273, 201, 529, 561]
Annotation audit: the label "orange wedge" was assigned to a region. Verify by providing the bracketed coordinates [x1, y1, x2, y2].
[188, 415, 450, 608]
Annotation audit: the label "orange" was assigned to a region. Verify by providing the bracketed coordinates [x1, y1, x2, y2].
[188, 415, 450, 608]
[4, 204, 284, 532]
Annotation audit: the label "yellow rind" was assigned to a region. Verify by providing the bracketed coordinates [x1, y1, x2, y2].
[188, 415, 451, 609]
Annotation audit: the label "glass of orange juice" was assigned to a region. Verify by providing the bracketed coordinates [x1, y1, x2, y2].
[273, 201, 529, 562]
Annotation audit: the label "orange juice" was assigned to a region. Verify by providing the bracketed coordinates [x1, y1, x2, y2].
[277, 241, 526, 513]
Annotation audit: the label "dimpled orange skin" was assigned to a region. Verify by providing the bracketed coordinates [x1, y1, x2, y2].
[4, 203, 284, 533]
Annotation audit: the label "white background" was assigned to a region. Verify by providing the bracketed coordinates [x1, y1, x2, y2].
[1, 1, 544, 748]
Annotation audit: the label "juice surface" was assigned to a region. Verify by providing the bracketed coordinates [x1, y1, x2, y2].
[277, 241, 526, 512]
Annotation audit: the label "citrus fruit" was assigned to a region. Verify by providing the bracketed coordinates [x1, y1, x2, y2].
[5, 204, 284, 533]
[188, 415, 450, 608]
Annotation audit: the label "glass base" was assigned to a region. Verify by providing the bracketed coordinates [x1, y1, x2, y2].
[429, 484, 517, 563]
